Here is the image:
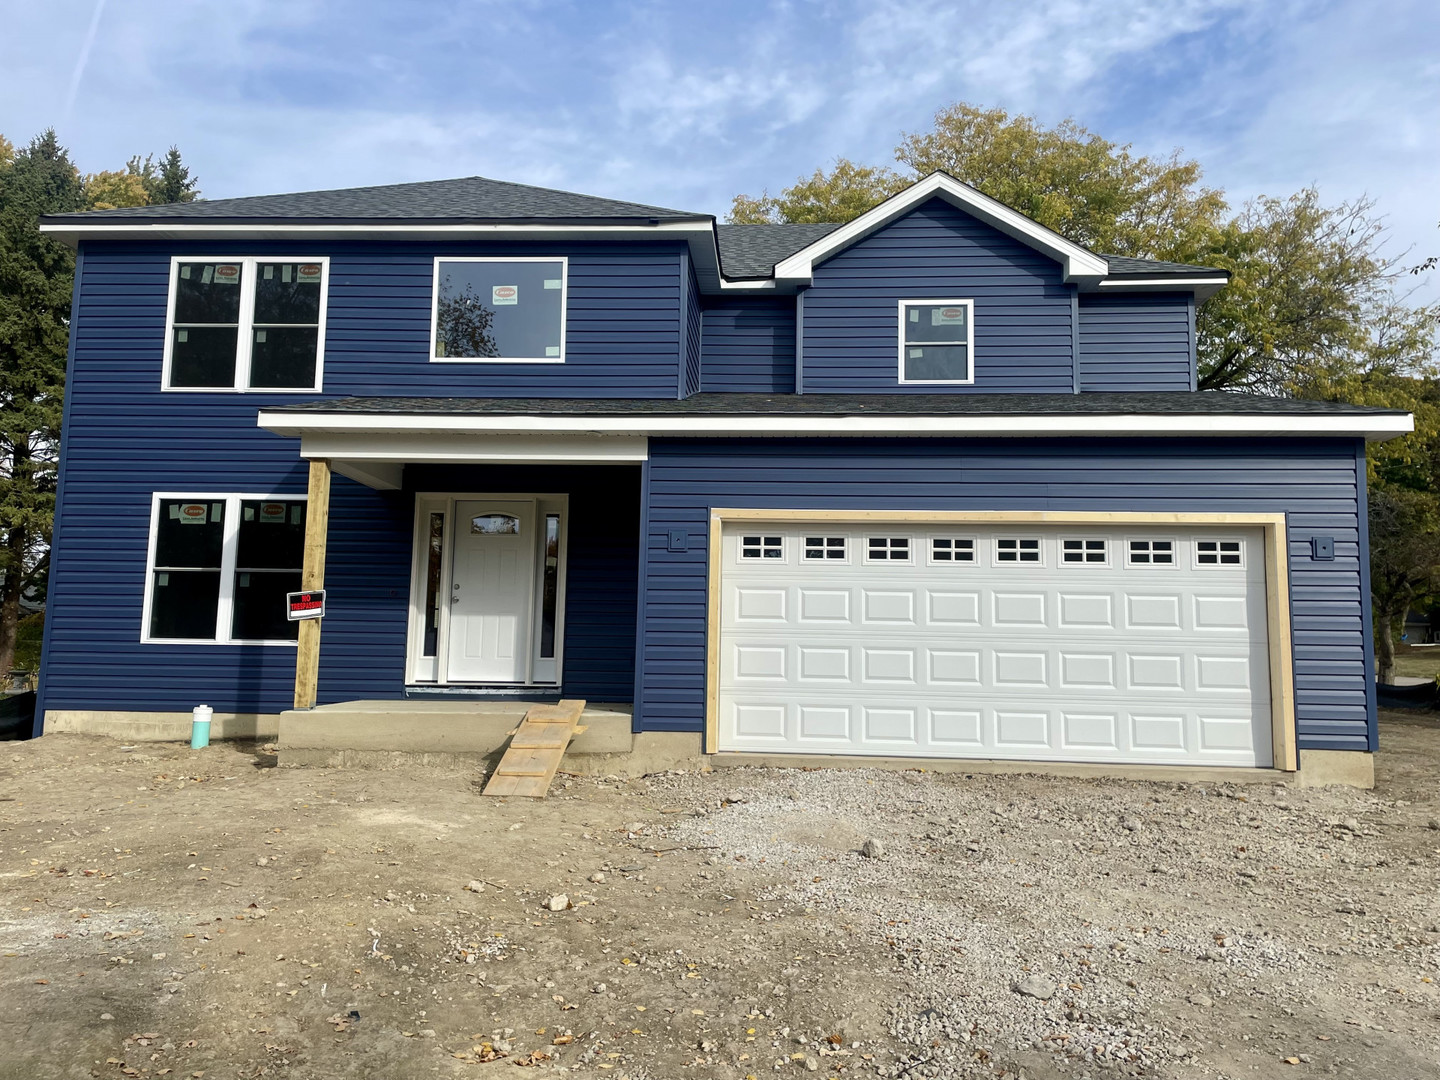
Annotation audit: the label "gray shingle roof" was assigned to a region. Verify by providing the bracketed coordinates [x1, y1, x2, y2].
[268, 391, 1401, 418]
[1103, 255, 1228, 277]
[715, 223, 843, 279]
[40, 176, 708, 226]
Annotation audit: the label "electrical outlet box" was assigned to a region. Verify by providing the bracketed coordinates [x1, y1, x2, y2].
[667, 529, 689, 553]
[1311, 536, 1334, 561]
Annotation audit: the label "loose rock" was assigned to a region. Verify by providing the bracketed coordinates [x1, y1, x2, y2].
[860, 837, 885, 859]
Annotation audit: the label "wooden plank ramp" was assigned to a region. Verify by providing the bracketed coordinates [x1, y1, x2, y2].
[483, 699, 587, 799]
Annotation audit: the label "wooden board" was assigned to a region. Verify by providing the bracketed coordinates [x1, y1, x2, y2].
[483, 699, 586, 799]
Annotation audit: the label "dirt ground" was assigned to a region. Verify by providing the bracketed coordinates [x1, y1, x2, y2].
[1, 716, 1438, 1080]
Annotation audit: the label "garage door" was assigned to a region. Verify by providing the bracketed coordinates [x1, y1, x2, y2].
[717, 523, 1273, 767]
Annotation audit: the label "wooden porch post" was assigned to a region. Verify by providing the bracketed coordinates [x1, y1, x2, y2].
[293, 459, 331, 710]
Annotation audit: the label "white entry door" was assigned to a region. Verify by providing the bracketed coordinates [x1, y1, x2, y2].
[447, 500, 536, 683]
[718, 523, 1274, 767]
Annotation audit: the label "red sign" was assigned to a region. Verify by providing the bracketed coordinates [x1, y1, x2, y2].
[286, 589, 326, 621]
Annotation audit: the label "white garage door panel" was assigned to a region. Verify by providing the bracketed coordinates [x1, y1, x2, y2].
[718, 524, 1273, 767]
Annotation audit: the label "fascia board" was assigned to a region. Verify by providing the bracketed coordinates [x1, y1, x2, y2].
[258, 409, 1414, 443]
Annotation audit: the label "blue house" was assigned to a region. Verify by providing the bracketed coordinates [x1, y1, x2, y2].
[36, 172, 1409, 785]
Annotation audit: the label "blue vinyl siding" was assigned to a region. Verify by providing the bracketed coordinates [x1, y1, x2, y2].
[800, 199, 1075, 394]
[1078, 293, 1194, 391]
[74, 239, 686, 401]
[634, 436, 1374, 751]
[699, 297, 796, 393]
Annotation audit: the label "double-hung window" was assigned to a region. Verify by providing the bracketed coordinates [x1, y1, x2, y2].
[144, 493, 307, 644]
[898, 299, 973, 384]
[431, 257, 567, 362]
[164, 257, 328, 391]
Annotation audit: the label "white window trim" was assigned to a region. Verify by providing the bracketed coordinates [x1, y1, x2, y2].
[161, 256, 328, 393]
[897, 298, 975, 386]
[140, 491, 308, 646]
[1059, 537, 1111, 568]
[802, 535, 850, 564]
[992, 536, 1044, 567]
[429, 256, 569, 364]
[1193, 537, 1246, 569]
[739, 534, 785, 562]
[927, 536, 978, 565]
[864, 535, 913, 564]
[1125, 536, 1180, 569]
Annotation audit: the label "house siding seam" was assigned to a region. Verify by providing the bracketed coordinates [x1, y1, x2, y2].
[1077, 292, 1194, 392]
[697, 297, 797, 394]
[76, 239, 687, 401]
[635, 436, 1371, 750]
[800, 199, 1076, 394]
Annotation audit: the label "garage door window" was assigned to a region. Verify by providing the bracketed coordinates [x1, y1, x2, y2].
[741, 535, 783, 560]
[1128, 539, 1175, 566]
[996, 538, 1041, 564]
[866, 537, 910, 562]
[1061, 538, 1108, 565]
[930, 537, 976, 563]
[1196, 539, 1243, 566]
[804, 536, 847, 561]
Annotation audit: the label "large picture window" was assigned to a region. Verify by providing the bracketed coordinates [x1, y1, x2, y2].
[164, 257, 328, 391]
[143, 493, 307, 644]
[898, 298, 973, 384]
[431, 257, 567, 362]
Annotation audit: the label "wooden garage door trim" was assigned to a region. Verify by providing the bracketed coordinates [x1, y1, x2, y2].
[704, 509, 1296, 771]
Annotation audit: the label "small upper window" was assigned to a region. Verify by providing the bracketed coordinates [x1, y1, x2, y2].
[804, 536, 847, 560]
[1196, 539, 1243, 566]
[1128, 539, 1175, 566]
[1062, 538, 1107, 565]
[433, 258, 567, 362]
[471, 514, 520, 535]
[898, 299, 973, 384]
[996, 538, 1041, 563]
[741, 535, 783, 560]
[166, 259, 326, 391]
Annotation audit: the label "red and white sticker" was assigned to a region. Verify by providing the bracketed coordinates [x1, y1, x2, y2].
[492, 284, 518, 306]
[178, 503, 208, 525]
[931, 305, 966, 326]
[259, 501, 288, 522]
[297, 263, 322, 283]
[213, 264, 241, 285]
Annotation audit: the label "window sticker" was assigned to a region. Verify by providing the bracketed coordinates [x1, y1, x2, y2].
[177, 329, 188, 342]
[543, 278, 562, 289]
[259, 501, 288, 523]
[255, 330, 267, 343]
[180, 265, 191, 279]
[213, 264, 241, 285]
[909, 309, 920, 323]
[931, 305, 967, 327]
[909, 348, 923, 359]
[177, 502, 208, 525]
[201, 265, 213, 284]
[492, 285, 519, 306]
[264, 265, 274, 280]
[545, 346, 560, 357]
[297, 264, 322, 283]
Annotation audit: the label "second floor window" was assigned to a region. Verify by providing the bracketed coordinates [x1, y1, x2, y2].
[898, 298, 973, 384]
[432, 257, 567, 362]
[165, 258, 327, 391]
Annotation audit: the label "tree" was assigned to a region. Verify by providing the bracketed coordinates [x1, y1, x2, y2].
[84, 148, 201, 211]
[1369, 487, 1440, 682]
[730, 159, 908, 225]
[0, 130, 83, 677]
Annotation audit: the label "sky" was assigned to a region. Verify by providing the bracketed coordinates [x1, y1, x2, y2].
[2, 0, 1437, 291]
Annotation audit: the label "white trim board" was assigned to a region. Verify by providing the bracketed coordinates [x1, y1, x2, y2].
[259, 409, 1413, 443]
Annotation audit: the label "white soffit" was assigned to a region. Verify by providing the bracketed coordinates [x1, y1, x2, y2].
[259, 409, 1414, 444]
[771, 172, 1111, 287]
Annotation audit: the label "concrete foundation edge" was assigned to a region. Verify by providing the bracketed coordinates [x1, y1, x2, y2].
[1295, 748, 1374, 789]
[43, 710, 280, 742]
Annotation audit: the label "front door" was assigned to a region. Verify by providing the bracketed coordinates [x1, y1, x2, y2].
[446, 500, 536, 683]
